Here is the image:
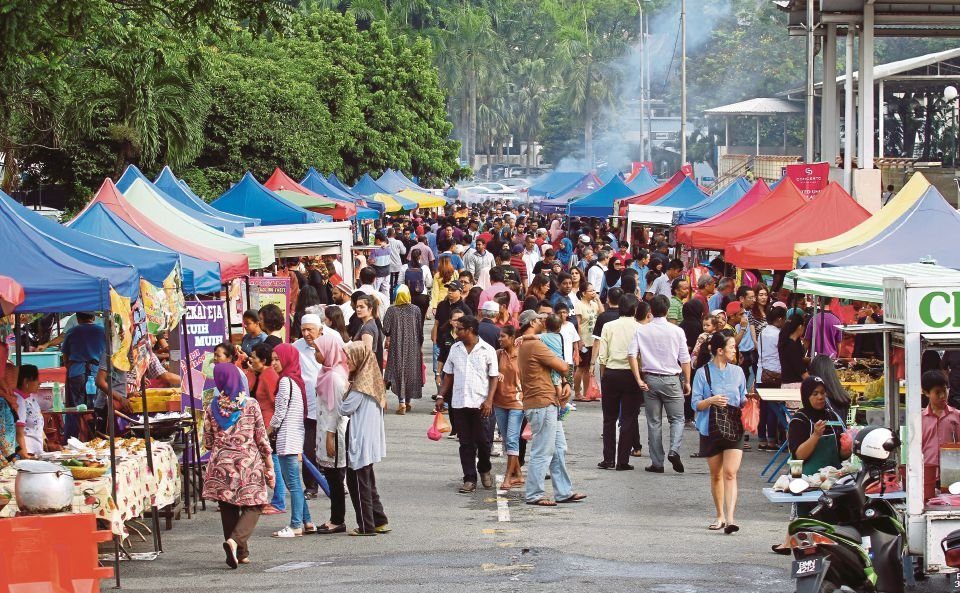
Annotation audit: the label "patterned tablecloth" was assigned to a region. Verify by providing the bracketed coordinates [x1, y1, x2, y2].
[0, 441, 181, 537]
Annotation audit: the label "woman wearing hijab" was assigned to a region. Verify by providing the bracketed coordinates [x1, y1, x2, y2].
[548, 219, 563, 244]
[556, 237, 575, 271]
[382, 285, 424, 415]
[203, 363, 275, 568]
[313, 332, 351, 535]
[245, 343, 286, 515]
[340, 342, 389, 536]
[269, 343, 314, 537]
[788, 375, 848, 475]
[602, 258, 624, 300]
[680, 300, 706, 351]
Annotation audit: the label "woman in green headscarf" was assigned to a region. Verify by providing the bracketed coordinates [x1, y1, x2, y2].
[382, 285, 424, 415]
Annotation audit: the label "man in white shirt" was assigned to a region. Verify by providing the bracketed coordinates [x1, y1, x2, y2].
[464, 238, 495, 288]
[628, 295, 691, 474]
[357, 267, 388, 321]
[436, 315, 499, 493]
[332, 281, 355, 322]
[587, 249, 610, 296]
[293, 314, 325, 498]
[648, 258, 684, 299]
[386, 227, 407, 295]
[521, 235, 541, 281]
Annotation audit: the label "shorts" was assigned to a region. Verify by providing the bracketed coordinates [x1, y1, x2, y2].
[698, 432, 745, 458]
[578, 346, 593, 368]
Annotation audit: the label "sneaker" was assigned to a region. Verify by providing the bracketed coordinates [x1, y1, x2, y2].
[668, 451, 685, 473]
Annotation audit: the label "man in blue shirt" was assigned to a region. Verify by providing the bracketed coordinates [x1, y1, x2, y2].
[60, 313, 105, 439]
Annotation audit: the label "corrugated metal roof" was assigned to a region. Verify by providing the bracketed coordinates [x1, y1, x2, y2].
[704, 97, 803, 116]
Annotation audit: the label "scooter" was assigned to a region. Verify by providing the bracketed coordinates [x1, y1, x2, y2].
[788, 426, 905, 593]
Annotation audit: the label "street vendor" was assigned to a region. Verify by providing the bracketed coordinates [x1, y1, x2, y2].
[920, 370, 960, 499]
[787, 376, 849, 476]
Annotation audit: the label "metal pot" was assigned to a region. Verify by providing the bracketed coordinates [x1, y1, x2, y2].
[14, 460, 74, 514]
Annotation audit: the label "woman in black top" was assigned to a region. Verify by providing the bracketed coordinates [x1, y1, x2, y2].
[679, 300, 705, 351]
[778, 315, 807, 385]
[259, 304, 286, 347]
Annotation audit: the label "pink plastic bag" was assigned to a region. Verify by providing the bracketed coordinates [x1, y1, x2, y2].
[427, 412, 445, 441]
[742, 398, 760, 434]
[521, 422, 533, 441]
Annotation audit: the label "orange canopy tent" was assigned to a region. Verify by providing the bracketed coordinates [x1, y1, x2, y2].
[616, 171, 686, 216]
[678, 178, 809, 250]
[263, 168, 357, 221]
[675, 179, 770, 244]
[725, 182, 871, 270]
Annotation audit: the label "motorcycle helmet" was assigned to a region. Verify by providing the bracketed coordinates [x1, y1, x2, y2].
[853, 426, 898, 466]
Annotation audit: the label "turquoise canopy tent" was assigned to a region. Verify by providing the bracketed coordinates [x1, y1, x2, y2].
[212, 172, 329, 226]
[649, 177, 709, 209]
[567, 176, 636, 218]
[627, 168, 658, 194]
[301, 168, 381, 220]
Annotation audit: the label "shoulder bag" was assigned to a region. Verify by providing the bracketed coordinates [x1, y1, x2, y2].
[705, 364, 744, 442]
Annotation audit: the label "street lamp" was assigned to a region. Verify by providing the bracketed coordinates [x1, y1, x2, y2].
[945, 86, 958, 167]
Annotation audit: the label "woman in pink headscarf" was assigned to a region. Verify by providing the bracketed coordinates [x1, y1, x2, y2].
[548, 219, 563, 245]
[312, 332, 351, 534]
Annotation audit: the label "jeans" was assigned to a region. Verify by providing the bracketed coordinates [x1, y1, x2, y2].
[494, 407, 524, 456]
[277, 454, 312, 529]
[373, 276, 390, 298]
[644, 375, 686, 468]
[524, 405, 573, 503]
[758, 401, 780, 442]
[65, 375, 92, 440]
[269, 452, 287, 510]
[451, 407, 491, 483]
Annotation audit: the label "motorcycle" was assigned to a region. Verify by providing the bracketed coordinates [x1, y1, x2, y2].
[788, 426, 905, 593]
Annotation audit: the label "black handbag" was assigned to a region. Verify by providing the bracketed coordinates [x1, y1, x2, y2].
[704, 364, 743, 441]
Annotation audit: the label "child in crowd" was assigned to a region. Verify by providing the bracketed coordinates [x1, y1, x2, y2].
[14, 365, 44, 457]
[240, 309, 267, 358]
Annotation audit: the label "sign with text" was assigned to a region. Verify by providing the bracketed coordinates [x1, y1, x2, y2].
[249, 277, 291, 343]
[785, 162, 830, 198]
[180, 299, 227, 411]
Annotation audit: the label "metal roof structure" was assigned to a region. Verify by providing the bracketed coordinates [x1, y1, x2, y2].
[775, 1, 960, 37]
[705, 97, 804, 116]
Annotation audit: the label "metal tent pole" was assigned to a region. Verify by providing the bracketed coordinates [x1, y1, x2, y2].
[139, 373, 162, 553]
[103, 308, 121, 589]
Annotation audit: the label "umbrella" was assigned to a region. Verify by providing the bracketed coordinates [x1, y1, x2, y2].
[0, 275, 24, 314]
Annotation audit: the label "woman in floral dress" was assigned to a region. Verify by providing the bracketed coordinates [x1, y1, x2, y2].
[203, 363, 275, 569]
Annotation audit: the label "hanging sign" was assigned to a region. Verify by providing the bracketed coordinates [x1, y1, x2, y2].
[785, 162, 830, 198]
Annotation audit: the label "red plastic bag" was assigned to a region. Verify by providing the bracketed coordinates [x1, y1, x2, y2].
[585, 376, 601, 401]
[428, 412, 446, 441]
[742, 397, 760, 434]
[521, 422, 533, 441]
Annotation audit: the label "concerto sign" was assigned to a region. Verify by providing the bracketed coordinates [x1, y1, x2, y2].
[785, 162, 829, 198]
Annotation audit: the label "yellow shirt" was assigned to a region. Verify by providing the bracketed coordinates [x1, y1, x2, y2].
[599, 317, 641, 370]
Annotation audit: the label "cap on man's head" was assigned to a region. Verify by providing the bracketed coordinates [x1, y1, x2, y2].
[335, 281, 355, 295]
[446, 280, 464, 291]
[481, 301, 500, 314]
[725, 301, 743, 315]
[518, 310, 546, 327]
[300, 314, 323, 328]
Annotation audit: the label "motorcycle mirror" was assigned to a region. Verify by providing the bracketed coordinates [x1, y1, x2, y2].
[789, 478, 809, 495]
[949, 482, 960, 495]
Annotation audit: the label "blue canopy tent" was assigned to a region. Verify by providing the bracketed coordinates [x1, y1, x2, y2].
[395, 170, 429, 192]
[0, 192, 140, 312]
[212, 172, 330, 226]
[301, 168, 381, 220]
[598, 169, 624, 184]
[649, 177, 709, 209]
[327, 173, 357, 195]
[528, 172, 588, 198]
[797, 185, 960, 269]
[116, 165, 248, 237]
[673, 177, 751, 225]
[567, 176, 636, 218]
[70, 202, 221, 294]
[154, 166, 259, 227]
[377, 169, 423, 193]
[627, 168, 658, 194]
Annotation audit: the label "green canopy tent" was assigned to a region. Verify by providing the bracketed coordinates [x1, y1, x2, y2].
[785, 263, 960, 303]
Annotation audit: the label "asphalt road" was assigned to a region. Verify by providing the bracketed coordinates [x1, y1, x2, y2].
[116, 329, 952, 593]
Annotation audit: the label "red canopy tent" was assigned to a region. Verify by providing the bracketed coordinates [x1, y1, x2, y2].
[678, 178, 809, 250]
[77, 179, 249, 281]
[0, 276, 24, 314]
[675, 179, 771, 244]
[263, 168, 357, 221]
[725, 182, 870, 270]
[616, 171, 685, 216]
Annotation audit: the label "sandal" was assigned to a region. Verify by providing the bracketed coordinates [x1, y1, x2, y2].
[303, 523, 317, 534]
[272, 526, 303, 538]
[526, 498, 557, 507]
[223, 539, 238, 569]
[239, 558, 251, 564]
[348, 528, 377, 536]
[708, 521, 726, 531]
[557, 493, 587, 503]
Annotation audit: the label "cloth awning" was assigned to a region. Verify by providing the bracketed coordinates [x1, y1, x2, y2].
[677, 178, 806, 250]
[70, 202, 221, 294]
[793, 172, 930, 259]
[353, 173, 393, 197]
[726, 182, 871, 270]
[676, 179, 771, 242]
[785, 263, 960, 302]
[154, 166, 259, 227]
[116, 164, 248, 237]
[264, 168, 354, 219]
[674, 178, 751, 226]
[567, 176, 636, 218]
[798, 184, 960, 270]
[301, 168, 384, 216]
[84, 179, 248, 281]
[378, 169, 429, 193]
[398, 189, 447, 209]
[124, 178, 274, 269]
[528, 171, 588, 198]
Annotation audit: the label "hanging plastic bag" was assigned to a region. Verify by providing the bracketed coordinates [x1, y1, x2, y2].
[839, 427, 858, 459]
[435, 411, 451, 433]
[742, 397, 760, 434]
[585, 376, 601, 401]
[521, 422, 533, 441]
[427, 413, 444, 441]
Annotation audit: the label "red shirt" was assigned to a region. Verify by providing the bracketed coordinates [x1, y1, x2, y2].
[922, 404, 960, 466]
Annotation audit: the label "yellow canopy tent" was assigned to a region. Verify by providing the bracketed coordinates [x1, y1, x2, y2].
[793, 172, 930, 259]
[367, 192, 416, 213]
[398, 189, 447, 209]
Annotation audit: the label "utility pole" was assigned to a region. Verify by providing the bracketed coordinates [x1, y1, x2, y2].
[645, 13, 652, 163]
[680, 0, 687, 166]
[637, 0, 646, 165]
[804, 0, 816, 162]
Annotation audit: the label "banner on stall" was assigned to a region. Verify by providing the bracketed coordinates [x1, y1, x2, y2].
[785, 162, 830, 198]
[180, 299, 227, 412]
[249, 277, 291, 342]
[680, 164, 694, 179]
[109, 289, 133, 372]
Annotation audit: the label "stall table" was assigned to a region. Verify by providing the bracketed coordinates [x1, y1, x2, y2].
[0, 441, 180, 537]
[763, 487, 906, 504]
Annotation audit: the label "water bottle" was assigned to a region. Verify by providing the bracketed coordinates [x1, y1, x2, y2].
[51, 382, 64, 412]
